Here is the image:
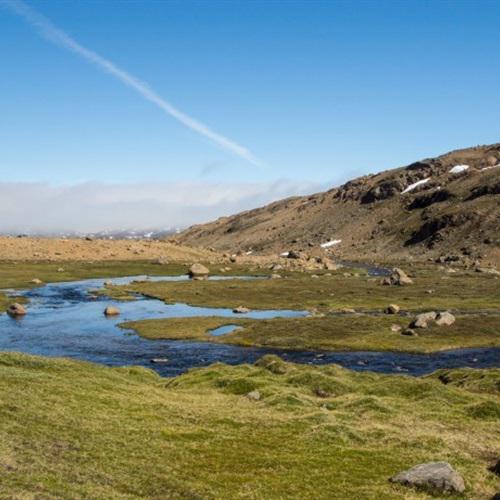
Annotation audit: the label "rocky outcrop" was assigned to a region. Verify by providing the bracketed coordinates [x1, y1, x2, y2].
[175, 143, 500, 264]
[361, 179, 403, 204]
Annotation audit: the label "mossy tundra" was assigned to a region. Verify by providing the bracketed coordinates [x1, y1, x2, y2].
[0, 352, 499, 498]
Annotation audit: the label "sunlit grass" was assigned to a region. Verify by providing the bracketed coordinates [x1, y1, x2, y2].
[0, 352, 498, 498]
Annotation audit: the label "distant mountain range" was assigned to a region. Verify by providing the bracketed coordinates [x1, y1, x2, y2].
[3, 228, 181, 240]
[174, 144, 500, 265]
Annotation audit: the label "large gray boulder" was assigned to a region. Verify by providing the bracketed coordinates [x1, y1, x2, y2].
[390, 462, 465, 493]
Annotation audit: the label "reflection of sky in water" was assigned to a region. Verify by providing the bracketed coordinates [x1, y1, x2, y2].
[1, 275, 498, 377]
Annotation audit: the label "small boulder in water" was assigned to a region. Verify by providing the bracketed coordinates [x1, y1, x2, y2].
[233, 306, 250, 314]
[150, 358, 168, 364]
[7, 303, 27, 317]
[104, 306, 120, 316]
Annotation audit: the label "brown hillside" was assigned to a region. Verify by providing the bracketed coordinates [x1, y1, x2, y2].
[175, 144, 500, 265]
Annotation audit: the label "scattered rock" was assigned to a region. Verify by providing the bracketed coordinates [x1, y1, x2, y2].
[382, 268, 413, 286]
[475, 267, 500, 276]
[486, 155, 498, 166]
[233, 306, 250, 314]
[385, 304, 400, 314]
[341, 308, 356, 314]
[271, 273, 282, 279]
[287, 250, 302, 259]
[104, 306, 120, 316]
[189, 263, 210, 279]
[489, 459, 500, 476]
[7, 303, 27, 317]
[390, 462, 465, 493]
[435, 311, 456, 326]
[57, 267, 65, 273]
[31, 278, 43, 285]
[411, 311, 437, 328]
[402, 328, 418, 336]
[270, 263, 283, 271]
[246, 390, 261, 401]
[390, 324, 402, 332]
[323, 259, 340, 271]
[314, 388, 331, 398]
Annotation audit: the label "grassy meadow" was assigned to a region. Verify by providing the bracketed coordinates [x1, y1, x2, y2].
[0, 352, 498, 498]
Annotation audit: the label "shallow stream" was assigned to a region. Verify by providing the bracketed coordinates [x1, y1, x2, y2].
[0, 275, 498, 377]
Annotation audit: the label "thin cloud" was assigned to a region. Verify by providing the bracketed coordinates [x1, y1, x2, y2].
[0, 0, 261, 165]
[0, 180, 323, 234]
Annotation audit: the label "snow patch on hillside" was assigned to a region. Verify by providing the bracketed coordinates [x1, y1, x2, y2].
[401, 178, 430, 194]
[320, 239, 342, 248]
[449, 165, 469, 174]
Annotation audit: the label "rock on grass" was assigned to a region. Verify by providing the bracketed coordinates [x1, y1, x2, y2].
[390, 462, 465, 493]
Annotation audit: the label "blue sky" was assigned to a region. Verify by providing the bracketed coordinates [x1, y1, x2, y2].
[0, 0, 499, 231]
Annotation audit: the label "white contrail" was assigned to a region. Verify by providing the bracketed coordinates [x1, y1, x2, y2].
[0, 0, 261, 165]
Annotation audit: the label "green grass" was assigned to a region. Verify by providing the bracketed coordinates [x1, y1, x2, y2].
[0, 352, 498, 498]
[117, 264, 500, 353]
[118, 266, 500, 312]
[122, 314, 500, 353]
[122, 316, 252, 340]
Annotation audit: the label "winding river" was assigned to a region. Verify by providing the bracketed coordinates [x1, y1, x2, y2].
[0, 275, 498, 377]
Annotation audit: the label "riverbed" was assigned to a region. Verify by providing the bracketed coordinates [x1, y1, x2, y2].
[0, 275, 498, 376]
